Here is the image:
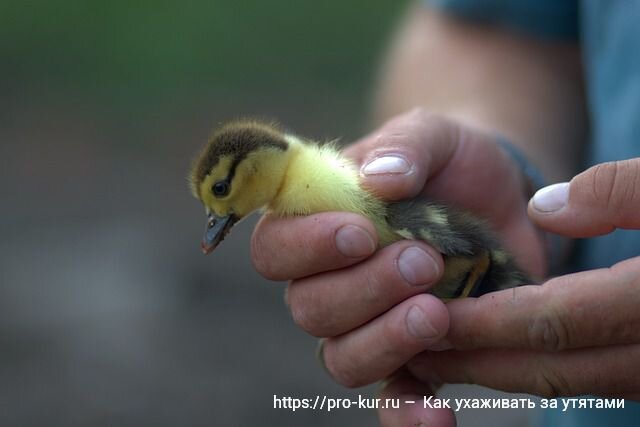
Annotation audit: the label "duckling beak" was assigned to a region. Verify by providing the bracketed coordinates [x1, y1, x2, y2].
[201, 213, 238, 254]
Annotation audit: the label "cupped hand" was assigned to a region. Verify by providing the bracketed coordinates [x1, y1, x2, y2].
[251, 109, 548, 426]
[403, 159, 640, 404]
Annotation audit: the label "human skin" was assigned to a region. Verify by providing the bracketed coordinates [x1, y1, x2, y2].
[248, 3, 634, 426]
[371, 4, 586, 183]
[252, 108, 546, 423]
[252, 123, 640, 426]
[407, 158, 640, 401]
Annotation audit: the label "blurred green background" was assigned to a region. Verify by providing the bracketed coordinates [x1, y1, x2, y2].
[0, 1, 407, 426]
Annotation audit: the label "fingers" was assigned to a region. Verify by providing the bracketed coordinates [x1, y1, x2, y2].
[343, 108, 461, 201]
[440, 256, 640, 352]
[251, 212, 378, 281]
[346, 108, 527, 223]
[377, 370, 456, 427]
[529, 159, 640, 237]
[287, 240, 444, 337]
[321, 294, 449, 388]
[345, 108, 547, 276]
[408, 344, 640, 398]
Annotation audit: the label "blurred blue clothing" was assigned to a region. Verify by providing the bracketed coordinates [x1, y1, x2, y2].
[426, 0, 640, 425]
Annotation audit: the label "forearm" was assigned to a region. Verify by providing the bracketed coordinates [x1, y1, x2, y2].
[372, 3, 588, 183]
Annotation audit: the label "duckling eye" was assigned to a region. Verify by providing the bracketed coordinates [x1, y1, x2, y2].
[212, 180, 230, 197]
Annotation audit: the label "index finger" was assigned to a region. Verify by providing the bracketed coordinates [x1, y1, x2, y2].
[250, 211, 378, 281]
[443, 256, 640, 351]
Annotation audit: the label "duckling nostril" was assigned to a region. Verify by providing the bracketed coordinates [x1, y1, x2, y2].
[201, 213, 239, 254]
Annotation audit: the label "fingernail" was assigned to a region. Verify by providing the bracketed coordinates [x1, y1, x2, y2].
[398, 247, 439, 286]
[362, 155, 411, 175]
[406, 305, 439, 339]
[335, 225, 376, 258]
[531, 182, 570, 212]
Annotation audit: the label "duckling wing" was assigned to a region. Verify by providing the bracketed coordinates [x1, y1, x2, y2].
[385, 199, 530, 298]
[385, 199, 497, 257]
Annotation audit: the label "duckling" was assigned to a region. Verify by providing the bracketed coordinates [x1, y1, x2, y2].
[189, 119, 529, 299]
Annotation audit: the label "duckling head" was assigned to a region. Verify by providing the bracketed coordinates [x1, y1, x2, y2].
[189, 120, 292, 254]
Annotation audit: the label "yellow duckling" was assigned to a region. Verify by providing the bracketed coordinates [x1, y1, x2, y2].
[189, 119, 529, 299]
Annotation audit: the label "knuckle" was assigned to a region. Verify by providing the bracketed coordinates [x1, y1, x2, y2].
[534, 362, 574, 398]
[609, 161, 640, 218]
[250, 214, 333, 281]
[527, 305, 571, 352]
[299, 214, 349, 263]
[573, 160, 640, 229]
[591, 161, 619, 206]
[362, 264, 384, 304]
[406, 108, 461, 147]
[588, 161, 636, 213]
[382, 311, 399, 345]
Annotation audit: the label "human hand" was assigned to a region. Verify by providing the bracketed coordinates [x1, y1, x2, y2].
[251, 109, 547, 426]
[388, 159, 640, 424]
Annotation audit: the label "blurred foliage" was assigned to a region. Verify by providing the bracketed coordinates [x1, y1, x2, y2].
[1, 1, 406, 106]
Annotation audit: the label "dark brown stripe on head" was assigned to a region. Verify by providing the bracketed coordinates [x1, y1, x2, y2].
[192, 120, 288, 185]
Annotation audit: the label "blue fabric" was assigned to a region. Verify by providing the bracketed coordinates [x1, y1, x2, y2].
[427, 0, 578, 39]
[577, 1, 640, 270]
[425, 0, 640, 425]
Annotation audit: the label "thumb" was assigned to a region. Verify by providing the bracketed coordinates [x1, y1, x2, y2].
[343, 108, 461, 201]
[528, 159, 640, 237]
